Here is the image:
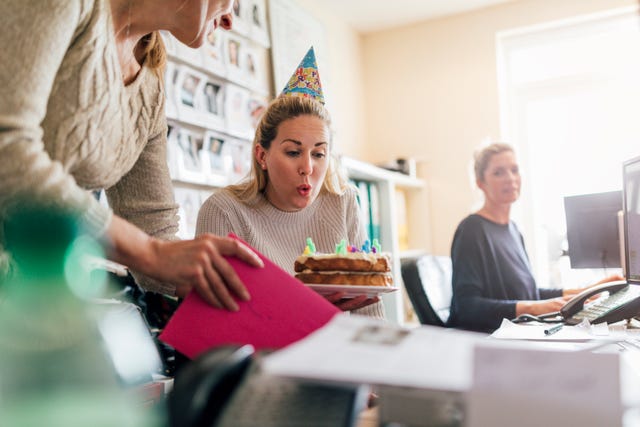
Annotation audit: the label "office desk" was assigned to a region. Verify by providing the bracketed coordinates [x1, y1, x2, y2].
[264, 314, 640, 427]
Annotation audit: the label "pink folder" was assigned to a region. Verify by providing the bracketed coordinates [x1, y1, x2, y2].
[159, 235, 340, 359]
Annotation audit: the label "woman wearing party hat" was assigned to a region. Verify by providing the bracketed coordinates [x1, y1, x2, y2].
[197, 47, 384, 317]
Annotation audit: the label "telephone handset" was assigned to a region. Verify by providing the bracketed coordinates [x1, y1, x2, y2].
[560, 280, 640, 325]
[168, 345, 368, 427]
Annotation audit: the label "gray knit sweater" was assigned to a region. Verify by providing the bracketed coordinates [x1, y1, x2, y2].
[196, 187, 386, 318]
[0, 0, 178, 294]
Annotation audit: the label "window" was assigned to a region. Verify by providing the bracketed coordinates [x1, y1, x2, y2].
[497, 7, 640, 287]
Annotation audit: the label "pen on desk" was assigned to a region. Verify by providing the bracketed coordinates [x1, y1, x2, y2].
[544, 323, 563, 336]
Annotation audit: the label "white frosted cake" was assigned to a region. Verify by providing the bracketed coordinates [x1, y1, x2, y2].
[294, 239, 393, 287]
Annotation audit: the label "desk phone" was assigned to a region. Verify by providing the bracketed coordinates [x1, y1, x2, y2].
[561, 281, 640, 325]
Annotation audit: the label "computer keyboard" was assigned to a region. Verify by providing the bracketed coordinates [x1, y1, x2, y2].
[215, 369, 367, 427]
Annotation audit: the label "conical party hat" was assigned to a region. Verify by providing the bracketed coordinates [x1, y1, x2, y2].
[280, 46, 325, 104]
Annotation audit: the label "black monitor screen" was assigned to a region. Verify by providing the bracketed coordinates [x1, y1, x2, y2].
[564, 190, 622, 269]
[624, 156, 640, 282]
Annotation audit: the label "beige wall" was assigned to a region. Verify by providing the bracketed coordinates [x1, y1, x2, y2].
[291, 0, 635, 256]
[292, 0, 368, 158]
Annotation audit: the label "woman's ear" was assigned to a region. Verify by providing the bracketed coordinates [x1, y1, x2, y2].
[255, 144, 267, 170]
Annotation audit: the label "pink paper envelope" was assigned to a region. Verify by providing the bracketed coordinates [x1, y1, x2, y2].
[159, 235, 340, 359]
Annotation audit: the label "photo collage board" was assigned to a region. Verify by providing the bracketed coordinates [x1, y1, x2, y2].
[163, 0, 273, 239]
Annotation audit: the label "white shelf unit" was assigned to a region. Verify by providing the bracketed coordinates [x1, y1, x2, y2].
[341, 156, 426, 325]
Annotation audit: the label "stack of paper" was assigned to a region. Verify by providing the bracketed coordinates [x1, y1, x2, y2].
[263, 314, 633, 427]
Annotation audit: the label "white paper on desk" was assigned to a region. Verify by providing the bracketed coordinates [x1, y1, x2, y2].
[467, 343, 622, 427]
[490, 318, 616, 341]
[262, 314, 486, 391]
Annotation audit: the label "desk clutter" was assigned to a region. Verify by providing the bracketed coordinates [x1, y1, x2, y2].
[263, 314, 640, 427]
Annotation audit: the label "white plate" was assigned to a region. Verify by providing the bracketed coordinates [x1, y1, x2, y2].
[305, 284, 399, 298]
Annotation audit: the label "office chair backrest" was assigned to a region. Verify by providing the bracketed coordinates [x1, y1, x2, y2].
[400, 255, 452, 327]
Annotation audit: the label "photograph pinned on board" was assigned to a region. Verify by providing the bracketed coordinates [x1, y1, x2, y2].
[180, 73, 200, 108]
[204, 133, 226, 173]
[202, 131, 232, 186]
[174, 186, 202, 240]
[242, 46, 269, 92]
[202, 29, 226, 76]
[248, 0, 270, 46]
[175, 67, 208, 125]
[228, 39, 240, 68]
[228, 139, 252, 183]
[176, 129, 206, 184]
[243, 45, 261, 88]
[224, 83, 252, 138]
[164, 62, 180, 119]
[194, 78, 225, 131]
[247, 94, 268, 132]
[225, 34, 243, 79]
[166, 125, 181, 179]
[203, 81, 223, 116]
[231, 0, 250, 36]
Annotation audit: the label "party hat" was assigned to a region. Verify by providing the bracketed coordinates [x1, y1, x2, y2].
[280, 46, 325, 104]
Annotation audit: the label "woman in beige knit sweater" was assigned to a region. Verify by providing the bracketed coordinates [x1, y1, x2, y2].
[196, 95, 385, 318]
[0, 0, 263, 311]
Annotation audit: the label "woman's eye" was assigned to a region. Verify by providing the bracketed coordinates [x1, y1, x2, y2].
[286, 151, 300, 157]
[312, 152, 326, 159]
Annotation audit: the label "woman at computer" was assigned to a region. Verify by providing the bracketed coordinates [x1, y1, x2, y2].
[448, 143, 622, 333]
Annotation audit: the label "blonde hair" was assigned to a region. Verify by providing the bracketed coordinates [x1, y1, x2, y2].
[227, 96, 348, 203]
[140, 31, 166, 80]
[474, 143, 514, 182]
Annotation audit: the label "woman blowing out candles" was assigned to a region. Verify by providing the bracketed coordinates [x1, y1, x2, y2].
[197, 48, 385, 318]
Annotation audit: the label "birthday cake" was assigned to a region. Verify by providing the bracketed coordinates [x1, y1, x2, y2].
[294, 238, 393, 287]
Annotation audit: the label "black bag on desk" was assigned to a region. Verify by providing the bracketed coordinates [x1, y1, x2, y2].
[169, 345, 368, 427]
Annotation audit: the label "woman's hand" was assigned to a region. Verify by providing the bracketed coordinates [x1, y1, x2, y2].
[151, 234, 263, 310]
[324, 292, 380, 312]
[515, 296, 572, 317]
[591, 274, 625, 286]
[562, 274, 626, 298]
[106, 217, 263, 311]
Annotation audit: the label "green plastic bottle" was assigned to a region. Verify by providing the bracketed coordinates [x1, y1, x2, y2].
[0, 204, 155, 427]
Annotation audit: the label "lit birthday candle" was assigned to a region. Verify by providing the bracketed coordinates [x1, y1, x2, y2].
[305, 237, 316, 255]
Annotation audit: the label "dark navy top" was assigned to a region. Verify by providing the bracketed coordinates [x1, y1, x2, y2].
[448, 214, 562, 333]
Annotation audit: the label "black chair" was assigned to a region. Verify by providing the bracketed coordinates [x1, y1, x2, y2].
[400, 255, 452, 327]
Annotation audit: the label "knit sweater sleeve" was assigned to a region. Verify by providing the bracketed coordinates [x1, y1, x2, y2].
[195, 190, 240, 239]
[0, 0, 112, 236]
[105, 92, 178, 242]
[105, 87, 178, 295]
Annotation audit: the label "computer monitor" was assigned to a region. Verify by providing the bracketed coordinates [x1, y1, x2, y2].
[564, 190, 622, 269]
[623, 156, 640, 282]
